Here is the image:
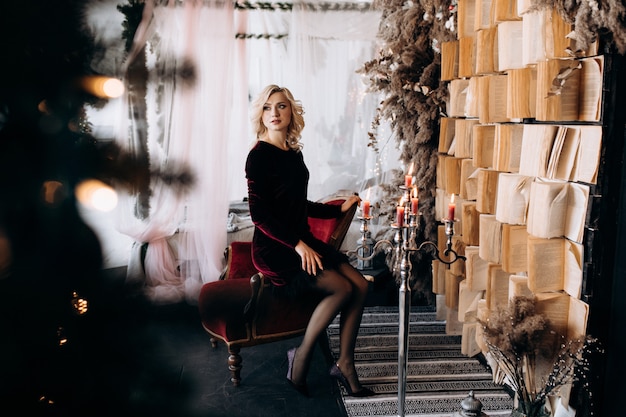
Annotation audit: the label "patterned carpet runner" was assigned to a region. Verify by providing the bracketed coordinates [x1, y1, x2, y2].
[327, 305, 514, 417]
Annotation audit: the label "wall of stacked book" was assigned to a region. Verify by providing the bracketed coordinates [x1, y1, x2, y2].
[434, 0, 606, 361]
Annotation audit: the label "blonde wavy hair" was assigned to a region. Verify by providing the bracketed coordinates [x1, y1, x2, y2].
[250, 84, 305, 151]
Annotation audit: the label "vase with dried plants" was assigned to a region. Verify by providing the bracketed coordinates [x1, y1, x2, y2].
[479, 296, 602, 417]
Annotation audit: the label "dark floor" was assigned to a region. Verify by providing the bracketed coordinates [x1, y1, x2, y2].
[129, 301, 348, 417]
[0, 265, 399, 417]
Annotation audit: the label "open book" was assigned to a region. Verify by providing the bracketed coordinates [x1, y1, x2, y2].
[536, 56, 604, 122]
[519, 124, 602, 184]
[527, 235, 583, 298]
[473, 124, 496, 168]
[495, 173, 533, 225]
[493, 123, 524, 172]
[441, 41, 459, 81]
[465, 246, 489, 292]
[527, 178, 589, 242]
[535, 292, 589, 340]
[479, 214, 502, 264]
[477, 74, 510, 123]
[522, 8, 572, 66]
[487, 263, 511, 310]
[507, 67, 537, 119]
[476, 27, 498, 75]
[501, 223, 528, 273]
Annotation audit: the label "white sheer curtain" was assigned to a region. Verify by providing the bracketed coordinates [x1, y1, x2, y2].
[117, 0, 234, 304]
[284, 0, 398, 237]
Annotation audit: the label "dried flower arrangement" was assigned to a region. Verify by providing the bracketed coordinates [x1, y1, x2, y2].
[479, 296, 603, 416]
[358, 0, 457, 244]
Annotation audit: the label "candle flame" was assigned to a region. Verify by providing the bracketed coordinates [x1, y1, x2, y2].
[450, 194, 455, 204]
[412, 187, 418, 198]
[407, 161, 414, 176]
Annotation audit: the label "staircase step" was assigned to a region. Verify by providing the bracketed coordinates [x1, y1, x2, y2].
[328, 321, 446, 336]
[327, 305, 512, 416]
[328, 333, 462, 352]
[339, 391, 513, 417]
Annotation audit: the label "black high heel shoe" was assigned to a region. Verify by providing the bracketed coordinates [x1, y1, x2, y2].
[286, 347, 309, 397]
[329, 363, 376, 397]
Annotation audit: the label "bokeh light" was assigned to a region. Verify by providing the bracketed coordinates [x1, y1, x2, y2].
[75, 179, 118, 212]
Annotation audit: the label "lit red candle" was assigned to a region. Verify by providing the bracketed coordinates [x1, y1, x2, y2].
[396, 198, 405, 227]
[411, 187, 419, 214]
[405, 162, 414, 188]
[362, 200, 370, 217]
[448, 194, 456, 220]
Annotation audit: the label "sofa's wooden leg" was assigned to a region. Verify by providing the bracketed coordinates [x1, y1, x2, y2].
[228, 345, 242, 387]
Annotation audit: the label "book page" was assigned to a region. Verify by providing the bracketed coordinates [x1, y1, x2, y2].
[509, 274, 533, 300]
[564, 182, 589, 243]
[554, 126, 581, 181]
[494, 123, 524, 172]
[495, 173, 532, 225]
[468, 78, 482, 119]
[439, 117, 457, 153]
[501, 224, 528, 273]
[474, 0, 494, 31]
[458, 0, 477, 39]
[578, 56, 604, 121]
[528, 237, 565, 292]
[465, 246, 490, 291]
[455, 118, 478, 158]
[546, 125, 568, 179]
[507, 67, 537, 119]
[479, 214, 502, 264]
[445, 156, 463, 195]
[545, 8, 573, 59]
[460, 160, 479, 200]
[462, 202, 481, 246]
[563, 239, 583, 298]
[574, 125, 603, 184]
[522, 10, 546, 66]
[498, 20, 524, 71]
[441, 41, 459, 81]
[448, 79, 470, 117]
[535, 292, 571, 345]
[459, 36, 476, 79]
[485, 74, 510, 123]
[528, 178, 568, 238]
[493, 0, 521, 22]
[477, 27, 498, 75]
[465, 166, 480, 200]
[458, 280, 484, 322]
[473, 124, 496, 168]
[477, 169, 500, 214]
[536, 58, 582, 121]
[519, 124, 558, 177]
[567, 296, 589, 339]
[487, 263, 511, 310]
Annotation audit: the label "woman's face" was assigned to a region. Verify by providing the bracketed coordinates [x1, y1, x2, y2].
[262, 91, 292, 134]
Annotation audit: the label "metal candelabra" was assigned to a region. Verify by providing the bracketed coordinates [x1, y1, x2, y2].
[347, 186, 465, 417]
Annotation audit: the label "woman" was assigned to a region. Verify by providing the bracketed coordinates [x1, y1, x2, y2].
[245, 84, 374, 397]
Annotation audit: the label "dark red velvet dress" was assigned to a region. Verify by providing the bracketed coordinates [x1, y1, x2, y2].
[245, 140, 347, 288]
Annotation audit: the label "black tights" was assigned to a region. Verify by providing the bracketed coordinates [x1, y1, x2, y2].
[289, 262, 369, 392]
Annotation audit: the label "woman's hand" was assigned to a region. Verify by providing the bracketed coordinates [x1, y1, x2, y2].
[341, 194, 361, 213]
[295, 240, 323, 276]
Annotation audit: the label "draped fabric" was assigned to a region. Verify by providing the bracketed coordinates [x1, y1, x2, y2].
[116, 0, 399, 304]
[117, 0, 234, 304]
